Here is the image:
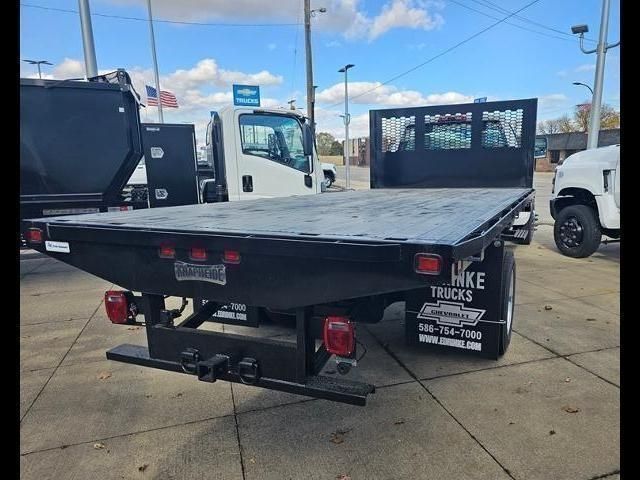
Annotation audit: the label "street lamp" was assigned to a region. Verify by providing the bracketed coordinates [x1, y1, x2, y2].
[571, 0, 619, 149]
[339, 64, 355, 189]
[572, 81, 594, 96]
[22, 59, 52, 79]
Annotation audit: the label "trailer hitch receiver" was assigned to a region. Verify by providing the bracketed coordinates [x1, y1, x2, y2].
[238, 357, 259, 385]
[196, 355, 231, 383]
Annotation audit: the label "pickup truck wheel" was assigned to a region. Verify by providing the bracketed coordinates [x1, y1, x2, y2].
[554, 205, 601, 258]
[324, 174, 333, 188]
[498, 250, 515, 356]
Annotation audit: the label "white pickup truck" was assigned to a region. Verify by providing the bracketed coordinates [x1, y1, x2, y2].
[550, 144, 620, 257]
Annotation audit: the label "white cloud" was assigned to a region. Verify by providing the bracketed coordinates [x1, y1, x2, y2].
[538, 93, 568, 110]
[575, 63, 596, 73]
[107, 0, 444, 40]
[368, 0, 443, 40]
[314, 108, 369, 140]
[316, 81, 472, 107]
[162, 58, 282, 90]
[27, 57, 287, 147]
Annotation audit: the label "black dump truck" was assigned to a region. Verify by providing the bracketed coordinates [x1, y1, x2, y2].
[21, 99, 537, 406]
[20, 69, 203, 222]
[20, 70, 146, 220]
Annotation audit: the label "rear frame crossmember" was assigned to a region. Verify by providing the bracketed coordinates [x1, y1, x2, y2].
[106, 294, 375, 406]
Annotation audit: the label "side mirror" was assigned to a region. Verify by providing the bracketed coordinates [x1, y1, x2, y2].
[302, 122, 314, 157]
[534, 138, 548, 159]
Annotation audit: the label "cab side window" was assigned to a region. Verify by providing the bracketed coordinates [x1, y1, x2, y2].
[239, 114, 310, 173]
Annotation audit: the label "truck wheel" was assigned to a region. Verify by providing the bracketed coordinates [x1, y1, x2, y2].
[553, 205, 601, 258]
[324, 174, 334, 188]
[498, 250, 515, 356]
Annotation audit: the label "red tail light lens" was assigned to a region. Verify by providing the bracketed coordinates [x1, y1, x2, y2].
[223, 250, 241, 264]
[190, 246, 207, 261]
[104, 291, 135, 324]
[415, 253, 442, 275]
[323, 316, 355, 357]
[159, 243, 176, 258]
[26, 228, 43, 244]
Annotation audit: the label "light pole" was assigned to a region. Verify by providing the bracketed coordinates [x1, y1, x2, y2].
[146, 0, 164, 123]
[571, 0, 619, 149]
[78, 0, 98, 78]
[304, 1, 325, 135]
[572, 81, 594, 96]
[22, 59, 52, 79]
[339, 64, 354, 189]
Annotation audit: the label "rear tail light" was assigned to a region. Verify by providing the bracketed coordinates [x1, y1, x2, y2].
[223, 250, 241, 264]
[104, 290, 137, 324]
[26, 228, 43, 244]
[323, 316, 355, 357]
[159, 243, 176, 259]
[190, 246, 207, 261]
[414, 253, 442, 275]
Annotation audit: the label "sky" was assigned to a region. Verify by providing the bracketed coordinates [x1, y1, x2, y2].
[20, 0, 620, 144]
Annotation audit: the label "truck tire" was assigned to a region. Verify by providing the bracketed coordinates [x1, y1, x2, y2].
[553, 205, 601, 258]
[498, 250, 515, 356]
[324, 173, 334, 188]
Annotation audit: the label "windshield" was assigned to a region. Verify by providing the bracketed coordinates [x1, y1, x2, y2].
[239, 114, 310, 173]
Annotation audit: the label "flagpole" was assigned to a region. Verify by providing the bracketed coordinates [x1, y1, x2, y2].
[146, 0, 163, 123]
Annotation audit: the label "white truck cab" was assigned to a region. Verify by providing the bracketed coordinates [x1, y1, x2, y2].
[126, 105, 327, 205]
[550, 144, 620, 257]
[206, 106, 325, 201]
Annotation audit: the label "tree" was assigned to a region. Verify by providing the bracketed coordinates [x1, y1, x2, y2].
[329, 140, 343, 156]
[557, 114, 574, 133]
[537, 119, 563, 135]
[316, 132, 336, 156]
[538, 103, 620, 135]
[574, 103, 620, 132]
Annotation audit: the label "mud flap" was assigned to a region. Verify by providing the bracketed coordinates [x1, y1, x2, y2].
[405, 242, 506, 360]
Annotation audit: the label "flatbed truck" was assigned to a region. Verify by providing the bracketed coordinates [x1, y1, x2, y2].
[21, 99, 537, 406]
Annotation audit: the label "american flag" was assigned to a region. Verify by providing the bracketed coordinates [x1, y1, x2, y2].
[146, 85, 179, 108]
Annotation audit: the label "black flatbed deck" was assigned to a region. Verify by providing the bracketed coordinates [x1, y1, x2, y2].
[36, 188, 532, 247]
[25, 188, 533, 308]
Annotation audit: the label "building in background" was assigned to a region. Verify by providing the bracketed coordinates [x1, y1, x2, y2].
[535, 128, 620, 172]
[346, 137, 370, 166]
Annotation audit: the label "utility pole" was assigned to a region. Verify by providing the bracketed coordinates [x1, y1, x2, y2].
[339, 64, 354, 189]
[146, 0, 164, 123]
[78, 0, 98, 78]
[571, 0, 619, 149]
[304, 2, 325, 135]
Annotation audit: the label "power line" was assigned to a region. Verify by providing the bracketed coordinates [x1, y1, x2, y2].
[20, 3, 301, 27]
[322, 0, 543, 109]
[467, 0, 597, 42]
[445, 0, 577, 43]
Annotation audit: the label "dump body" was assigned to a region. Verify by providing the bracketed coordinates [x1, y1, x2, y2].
[20, 70, 143, 219]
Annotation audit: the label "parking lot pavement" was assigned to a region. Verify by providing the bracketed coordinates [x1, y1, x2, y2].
[20, 214, 619, 479]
